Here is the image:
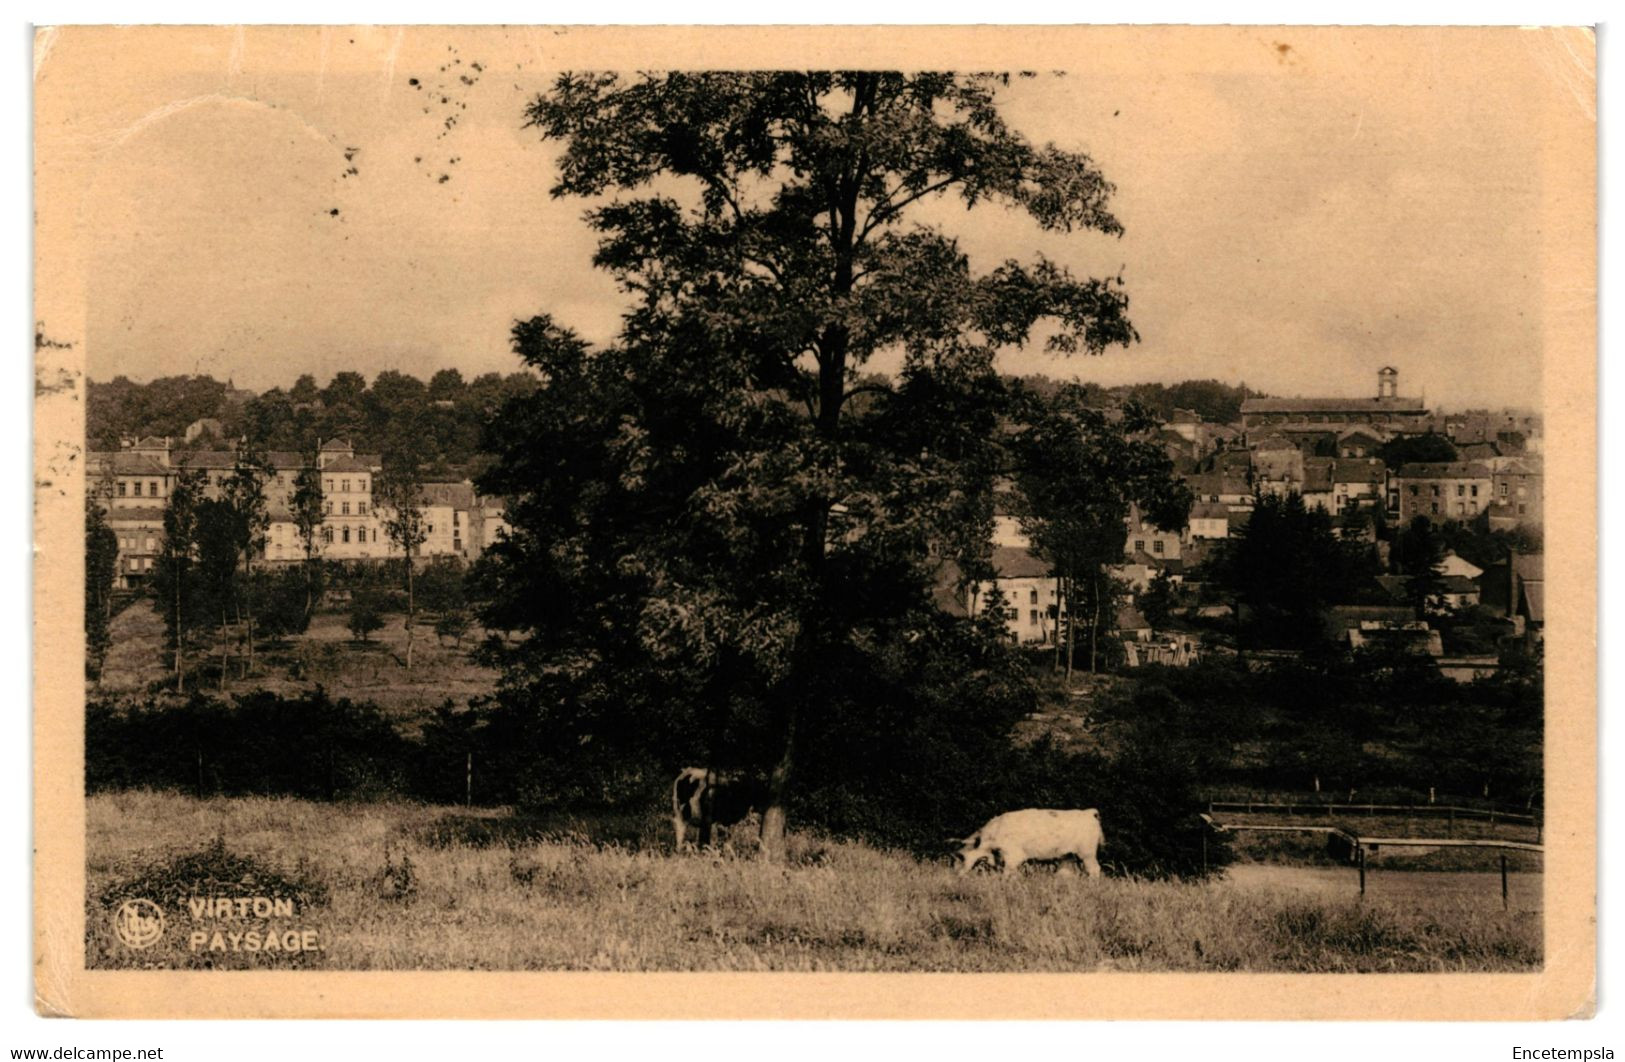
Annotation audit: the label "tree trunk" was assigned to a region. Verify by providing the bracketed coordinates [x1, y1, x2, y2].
[173, 570, 185, 693]
[219, 606, 230, 691]
[405, 553, 416, 670]
[243, 550, 255, 676]
[759, 87, 870, 859]
[1053, 574, 1063, 672]
[1087, 573, 1100, 675]
[759, 704, 798, 862]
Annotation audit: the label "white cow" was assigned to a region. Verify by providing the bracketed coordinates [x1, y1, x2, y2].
[953, 808, 1104, 877]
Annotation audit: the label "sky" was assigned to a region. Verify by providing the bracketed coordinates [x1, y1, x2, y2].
[37, 26, 1594, 409]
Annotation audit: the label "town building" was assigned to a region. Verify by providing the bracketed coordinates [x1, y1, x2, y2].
[969, 546, 1062, 644]
[88, 436, 508, 589]
[1239, 366, 1428, 435]
[1390, 462, 1493, 524]
[1487, 459, 1543, 529]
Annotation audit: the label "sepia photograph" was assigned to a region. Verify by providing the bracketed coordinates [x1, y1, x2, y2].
[31, 23, 1596, 1020]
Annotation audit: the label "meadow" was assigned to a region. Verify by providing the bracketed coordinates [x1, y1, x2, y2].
[97, 600, 499, 723]
[87, 790, 1542, 973]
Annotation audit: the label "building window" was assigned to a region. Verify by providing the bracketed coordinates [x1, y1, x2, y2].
[1470, 500, 1479, 512]
[1456, 485, 1465, 497]
[1471, 485, 1479, 497]
[150, 481, 159, 496]
[1153, 540, 1164, 554]
[1134, 540, 1145, 553]
[342, 479, 350, 493]
[117, 482, 126, 497]
[342, 527, 351, 543]
[1431, 486, 1440, 496]
[372, 529, 378, 543]
[1029, 590, 1038, 605]
[341, 502, 351, 516]
[1430, 503, 1439, 515]
[358, 477, 367, 492]
[326, 479, 334, 492]
[1518, 503, 1527, 515]
[358, 502, 367, 515]
[428, 523, 435, 534]
[453, 511, 460, 525]
[325, 501, 333, 515]
[1499, 483, 1509, 498]
[145, 536, 155, 550]
[1029, 610, 1039, 626]
[132, 481, 142, 497]
[1409, 485, 1418, 495]
[322, 528, 333, 544]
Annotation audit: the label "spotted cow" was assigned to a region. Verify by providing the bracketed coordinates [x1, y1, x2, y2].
[671, 767, 770, 850]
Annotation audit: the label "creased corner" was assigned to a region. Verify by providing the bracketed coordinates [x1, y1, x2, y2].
[1522, 26, 1597, 123]
[33, 958, 77, 1019]
[1564, 976, 1598, 1020]
[33, 26, 58, 83]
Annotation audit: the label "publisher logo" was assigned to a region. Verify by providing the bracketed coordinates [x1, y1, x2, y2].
[113, 898, 165, 949]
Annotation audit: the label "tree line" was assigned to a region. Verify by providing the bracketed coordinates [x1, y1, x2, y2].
[87, 368, 540, 476]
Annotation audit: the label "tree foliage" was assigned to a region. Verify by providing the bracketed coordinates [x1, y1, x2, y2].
[152, 467, 206, 690]
[85, 496, 120, 681]
[1007, 386, 1191, 673]
[1211, 492, 1380, 648]
[1376, 432, 1458, 471]
[478, 71, 1143, 853]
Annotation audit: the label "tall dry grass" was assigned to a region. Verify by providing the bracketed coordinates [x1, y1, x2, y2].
[86, 791, 1541, 973]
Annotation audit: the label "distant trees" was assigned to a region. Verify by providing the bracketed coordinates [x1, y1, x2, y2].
[85, 375, 240, 450]
[222, 440, 273, 674]
[1211, 492, 1380, 648]
[1377, 431, 1458, 471]
[347, 590, 385, 643]
[1008, 387, 1191, 675]
[377, 459, 429, 669]
[290, 447, 326, 619]
[1393, 515, 1448, 613]
[88, 370, 542, 471]
[153, 468, 206, 690]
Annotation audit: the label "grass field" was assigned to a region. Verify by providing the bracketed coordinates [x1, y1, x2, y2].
[86, 791, 1542, 973]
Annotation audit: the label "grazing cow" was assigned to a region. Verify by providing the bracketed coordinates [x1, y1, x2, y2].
[953, 808, 1105, 877]
[671, 767, 770, 850]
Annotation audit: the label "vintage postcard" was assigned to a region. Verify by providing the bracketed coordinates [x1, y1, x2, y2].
[33, 25, 1595, 1019]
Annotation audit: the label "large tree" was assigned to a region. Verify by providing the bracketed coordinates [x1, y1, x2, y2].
[480, 72, 1138, 856]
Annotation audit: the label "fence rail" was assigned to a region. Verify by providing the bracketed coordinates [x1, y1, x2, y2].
[1203, 814, 1542, 909]
[1206, 800, 1539, 828]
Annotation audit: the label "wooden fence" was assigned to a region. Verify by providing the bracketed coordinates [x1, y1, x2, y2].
[1202, 815, 1542, 909]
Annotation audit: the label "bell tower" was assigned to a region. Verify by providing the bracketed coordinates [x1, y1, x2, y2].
[1377, 366, 1398, 400]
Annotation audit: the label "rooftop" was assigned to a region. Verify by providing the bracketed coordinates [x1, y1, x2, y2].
[990, 545, 1050, 580]
[1241, 396, 1427, 415]
[1395, 461, 1493, 480]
